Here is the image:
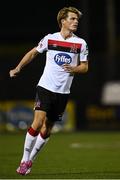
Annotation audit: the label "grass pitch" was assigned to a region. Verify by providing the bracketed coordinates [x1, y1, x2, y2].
[0, 131, 120, 179]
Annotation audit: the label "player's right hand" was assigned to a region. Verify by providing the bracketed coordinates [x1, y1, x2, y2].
[9, 68, 20, 78]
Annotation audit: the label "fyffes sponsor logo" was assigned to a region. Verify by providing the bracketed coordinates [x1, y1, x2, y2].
[54, 53, 72, 66]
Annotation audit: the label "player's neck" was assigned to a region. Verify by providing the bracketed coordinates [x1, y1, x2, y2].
[60, 29, 73, 40]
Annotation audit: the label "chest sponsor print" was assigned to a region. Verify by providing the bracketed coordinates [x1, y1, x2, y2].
[54, 53, 72, 66]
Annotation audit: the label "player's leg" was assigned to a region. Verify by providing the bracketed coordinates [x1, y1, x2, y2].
[29, 92, 69, 163]
[29, 117, 55, 162]
[21, 110, 46, 162]
[16, 110, 46, 175]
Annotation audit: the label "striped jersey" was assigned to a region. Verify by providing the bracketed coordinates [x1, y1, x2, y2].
[36, 32, 88, 94]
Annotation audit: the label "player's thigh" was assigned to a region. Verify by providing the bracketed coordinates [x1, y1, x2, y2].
[31, 110, 47, 130]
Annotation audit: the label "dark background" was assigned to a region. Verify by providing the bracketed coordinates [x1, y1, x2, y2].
[0, 0, 120, 129]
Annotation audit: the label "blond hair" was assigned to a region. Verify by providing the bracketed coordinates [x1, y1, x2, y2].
[57, 6, 82, 28]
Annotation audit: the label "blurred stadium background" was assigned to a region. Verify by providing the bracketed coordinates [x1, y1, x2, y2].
[0, 0, 120, 178]
[0, 0, 120, 132]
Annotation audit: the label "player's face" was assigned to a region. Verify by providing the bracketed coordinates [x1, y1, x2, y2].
[62, 12, 79, 32]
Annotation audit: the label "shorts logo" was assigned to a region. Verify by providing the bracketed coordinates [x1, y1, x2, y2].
[34, 101, 41, 110]
[54, 53, 72, 66]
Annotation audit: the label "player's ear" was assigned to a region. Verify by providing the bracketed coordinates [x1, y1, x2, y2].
[61, 19, 65, 25]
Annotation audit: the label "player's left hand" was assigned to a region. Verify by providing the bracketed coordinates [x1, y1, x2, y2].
[62, 64, 75, 73]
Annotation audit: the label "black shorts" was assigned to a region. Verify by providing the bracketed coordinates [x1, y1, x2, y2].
[34, 86, 69, 122]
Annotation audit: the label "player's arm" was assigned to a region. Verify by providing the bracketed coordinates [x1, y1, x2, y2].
[9, 47, 39, 78]
[73, 61, 88, 73]
[62, 61, 88, 74]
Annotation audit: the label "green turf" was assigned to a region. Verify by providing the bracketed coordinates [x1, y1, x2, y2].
[0, 131, 120, 179]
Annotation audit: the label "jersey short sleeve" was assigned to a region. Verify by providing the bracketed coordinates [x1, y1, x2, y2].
[80, 40, 88, 61]
[36, 34, 50, 53]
